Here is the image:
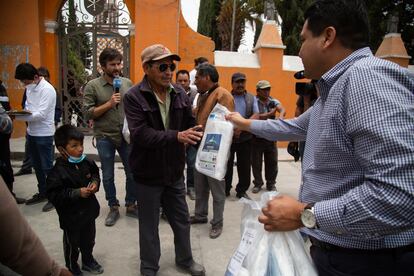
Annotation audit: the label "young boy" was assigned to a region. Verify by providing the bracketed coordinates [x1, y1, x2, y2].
[46, 125, 103, 275]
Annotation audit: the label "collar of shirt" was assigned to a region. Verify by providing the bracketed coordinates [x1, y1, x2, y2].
[318, 47, 372, 101]
[199, 83, 219, 96]
[231, 90, 246, 96]
[30, 77, 46, 93]
[97, 76, 113, 87]
[150, 83, 174, 98]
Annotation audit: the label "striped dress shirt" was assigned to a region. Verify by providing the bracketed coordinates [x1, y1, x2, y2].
[250, 47, 414, 249]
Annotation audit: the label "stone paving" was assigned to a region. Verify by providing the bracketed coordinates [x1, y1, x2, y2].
[7, 137, 302, 276]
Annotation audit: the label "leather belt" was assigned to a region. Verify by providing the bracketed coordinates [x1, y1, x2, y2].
[309, 236, 414, 254]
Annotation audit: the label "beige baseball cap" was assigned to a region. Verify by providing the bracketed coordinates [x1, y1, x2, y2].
[141, 44, 181, 64]
[256, 80, 271, 89]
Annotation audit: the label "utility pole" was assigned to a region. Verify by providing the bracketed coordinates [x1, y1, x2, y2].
[230, 0, 236, 51]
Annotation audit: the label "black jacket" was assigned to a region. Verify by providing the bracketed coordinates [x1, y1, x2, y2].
[124, 76, 195, 185]
[46, 157, 100, 230]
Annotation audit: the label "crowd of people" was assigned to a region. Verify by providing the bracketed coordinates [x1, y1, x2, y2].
[1, 0, 413, 275]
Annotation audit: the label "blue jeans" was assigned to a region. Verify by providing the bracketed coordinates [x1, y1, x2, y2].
[27, 135, 54, 195]
[96, 137, 136, 207]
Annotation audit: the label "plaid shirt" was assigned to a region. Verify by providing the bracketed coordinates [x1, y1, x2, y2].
[251, 47, 414, 249]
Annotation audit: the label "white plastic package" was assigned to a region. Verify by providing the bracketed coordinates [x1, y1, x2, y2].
[195, 103, 234, 180]
[225, 192, 318, 276]
[122, 117, 130, 144]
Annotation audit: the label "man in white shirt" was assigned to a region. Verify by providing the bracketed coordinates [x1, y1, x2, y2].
[14, 63, 56, 212]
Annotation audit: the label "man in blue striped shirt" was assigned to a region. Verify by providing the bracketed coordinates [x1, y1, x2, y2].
[227, 0, 414, 275]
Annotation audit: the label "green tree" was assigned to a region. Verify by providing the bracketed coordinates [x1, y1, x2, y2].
[366, 0, 414, 64]
[268, 0, 413, 62]
[217, 0, 246, 51]
[272, 0, 312, 55]
[198, 0, 222, 50]
[64, 0, 92, 84]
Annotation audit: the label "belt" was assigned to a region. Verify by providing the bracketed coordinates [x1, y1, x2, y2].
[309, 236, 414, 254]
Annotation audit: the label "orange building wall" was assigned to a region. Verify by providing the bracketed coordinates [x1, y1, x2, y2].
[178, 13, 215, 72]
[0, 0, 43, 137]
[1, 0, 410, 140]
[133, 0, 181, 81]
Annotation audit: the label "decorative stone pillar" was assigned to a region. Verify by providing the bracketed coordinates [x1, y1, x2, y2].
[128, 24, 135, 36]
[253, 20, 286, 70]
[375, 33, 411, 68]
[43, 20, 59, 86]
[44, 20, 59, 33]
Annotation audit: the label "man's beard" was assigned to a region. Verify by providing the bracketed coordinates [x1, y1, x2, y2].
[106, 70, 120, 78]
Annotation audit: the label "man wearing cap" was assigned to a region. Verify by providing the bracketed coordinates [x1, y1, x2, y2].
[251, 80, 286, 193]
[124, 44, 205, 276]
[83, 48, 138, 226]
[225, 73, 259, 199]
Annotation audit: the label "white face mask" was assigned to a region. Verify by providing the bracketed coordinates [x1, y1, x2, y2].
[25, 83, 36, 90]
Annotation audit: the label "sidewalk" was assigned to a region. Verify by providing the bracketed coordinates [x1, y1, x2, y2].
[8, 137, 302, 276]
[10, 136, 296, 162]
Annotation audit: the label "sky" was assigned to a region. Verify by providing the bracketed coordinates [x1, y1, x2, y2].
[180, 0, 254, 52]
[181, 0, 200, 31]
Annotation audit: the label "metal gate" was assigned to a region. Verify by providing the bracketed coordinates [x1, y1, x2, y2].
[58, 0, 131, 132]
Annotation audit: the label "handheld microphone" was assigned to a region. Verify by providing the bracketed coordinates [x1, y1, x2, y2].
[113, 77, 122, 108]
[294, 70, 306, 80]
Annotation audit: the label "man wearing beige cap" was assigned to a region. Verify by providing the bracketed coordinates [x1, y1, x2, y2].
[124, 44, 205, 276]
[251, 80, 285, 193]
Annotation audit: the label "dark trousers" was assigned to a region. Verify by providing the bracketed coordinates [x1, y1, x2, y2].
[63, 220, 96, 271]
[21, 137, 33, 171]
[27, 135, 54, 195]
[0, 133, 14, 191]
[251, 138, 278, 189]
[299, 141, 305, 162]
[310, 242, 414, 276]
[136, 178, 193, 276]
[185, 145, 197, 189]
[225, 140, 252, 195]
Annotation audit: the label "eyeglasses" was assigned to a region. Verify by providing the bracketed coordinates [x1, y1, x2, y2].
[158, 63, 176, 72]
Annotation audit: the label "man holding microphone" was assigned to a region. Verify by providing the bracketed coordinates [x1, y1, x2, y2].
[83, 48, 138, 226]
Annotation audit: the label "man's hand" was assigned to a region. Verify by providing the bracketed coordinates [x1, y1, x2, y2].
[177, 125, 203, 145]
[258, 195, 307, 231]
[87, 182, 98, 193]
[79, 187, 91, 198]
[225, 112, 251, 132]
[109, 93, 121, 108]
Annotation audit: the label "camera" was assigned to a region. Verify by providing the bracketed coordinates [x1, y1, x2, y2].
[268, 100, 277, 109]
[294, 70, 316, 96]
[295, 82, 316, 96]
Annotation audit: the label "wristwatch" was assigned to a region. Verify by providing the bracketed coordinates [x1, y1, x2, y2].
[301, 203, 317, 229]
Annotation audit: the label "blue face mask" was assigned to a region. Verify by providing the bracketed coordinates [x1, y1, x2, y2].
[68, 153, 86, 164]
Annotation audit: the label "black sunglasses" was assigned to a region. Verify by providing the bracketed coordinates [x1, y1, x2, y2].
[158, 63, 176, 72]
